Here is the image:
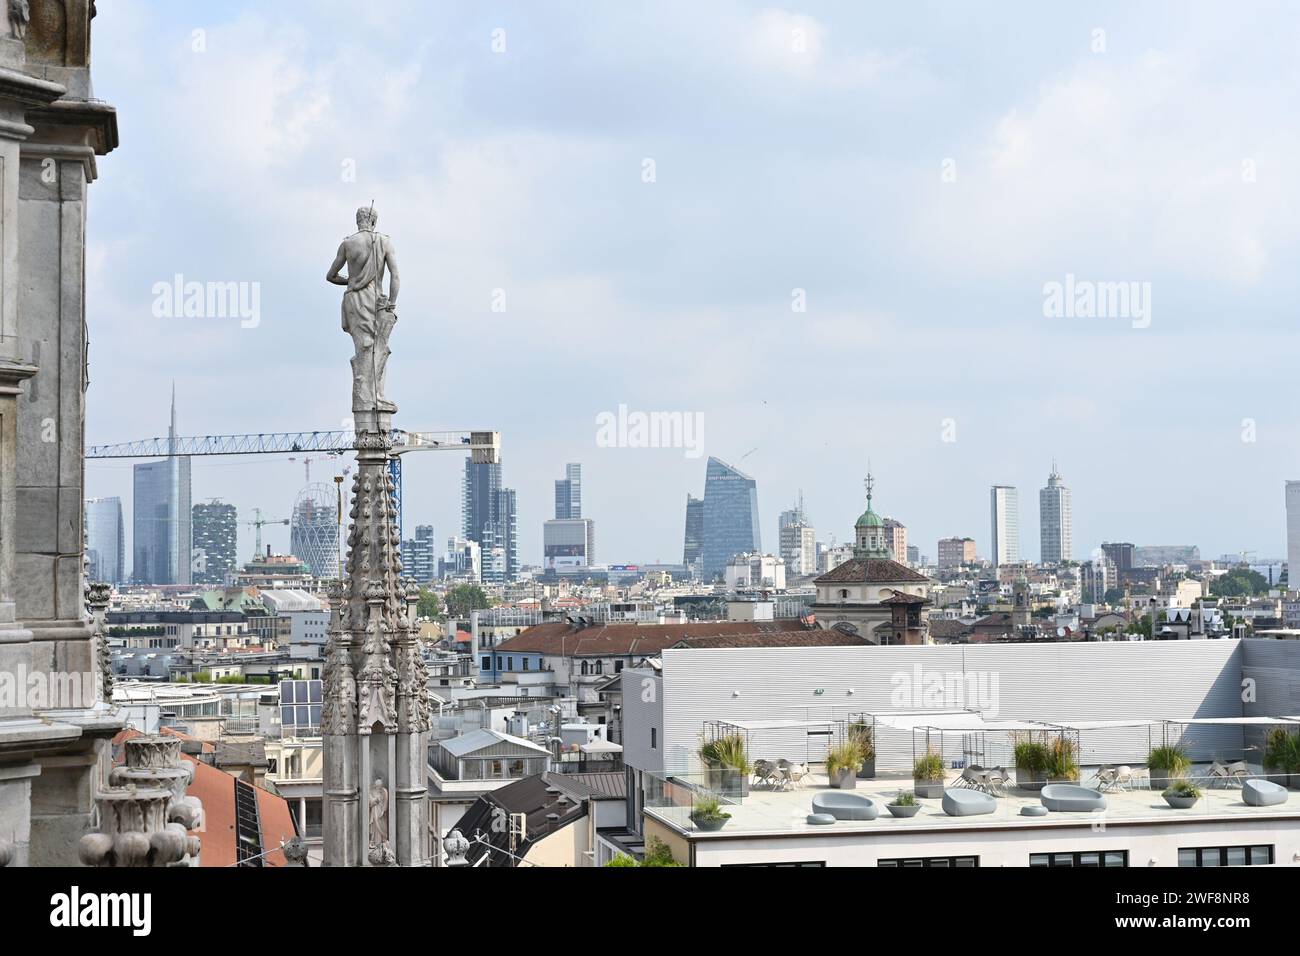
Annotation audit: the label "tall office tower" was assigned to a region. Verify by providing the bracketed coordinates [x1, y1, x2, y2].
[476, 484, 518, 585]
[132, 390, 192, 584]
[289, 483, 340, 578]
[700, 457, 761, 580]
[1038, 462, 1073, 565]
[85, 497, 125, 585]
[192, 499, 238, 585]
[400, 524, 436, 584]
[938, 536, 977, 569]
[778, 496, 817, 576]
[682, 494, 704, 569]
[990, 485, 1020, 567]
[882, 517, 907, 563]
[463, 459, 501, 544]
[1288, 481, 1300, 588]
[554, 463, 582, 519]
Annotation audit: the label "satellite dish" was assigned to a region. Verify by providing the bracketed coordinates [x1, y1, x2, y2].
[1056, 627, 1066, 638]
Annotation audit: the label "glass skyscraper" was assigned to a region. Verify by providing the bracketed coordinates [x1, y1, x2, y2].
[682, 494, 704, 569]
[463, 459, 517, 583]
[85, 496, 125, 585]
[131, 391, 192, 585]
[700, 457, 761, 580]
[554, 462, 581, 519]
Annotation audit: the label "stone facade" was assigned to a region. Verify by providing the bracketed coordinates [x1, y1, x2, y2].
[0, 0, 126, 867]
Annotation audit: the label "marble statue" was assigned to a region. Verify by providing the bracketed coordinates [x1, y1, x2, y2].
[327, 205, 401, 413]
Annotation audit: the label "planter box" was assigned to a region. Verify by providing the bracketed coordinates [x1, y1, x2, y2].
[857, 756, 876, 780]
[886, 803, 921, 818]
[830, 767, 857, 790]
[1016, 770, 1046, 792]
[913, 780, 944, 799]
[705, 767, 750, 799]
[690, 814, 730, 831]
[1162, 793, 1199, 809]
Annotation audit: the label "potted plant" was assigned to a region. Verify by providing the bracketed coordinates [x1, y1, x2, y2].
[886, 790, 921, 818]
[826, 738, 867, 789]
[1161, 779, 1202, 809]
[1013, 737, 1051, 791]
[699, 734, 752, 798]
[850, 723, 876, 779]
[689, 794, 731, 831]
[1047, 737, 1080, 783]
[913, 750, 945, 798]
[1147, 744, 1190, 791]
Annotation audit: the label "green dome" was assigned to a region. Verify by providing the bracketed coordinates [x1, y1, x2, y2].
[855, 508, 883, 529]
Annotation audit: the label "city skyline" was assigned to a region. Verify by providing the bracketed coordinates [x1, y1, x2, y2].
[82, 2, 1300, 569]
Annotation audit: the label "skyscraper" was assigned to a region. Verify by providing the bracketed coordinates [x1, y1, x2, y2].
[682, 494, 704, 570]
[463, 460, 518, 583]
[85, 497, 125, 585]
[1039, 463, 1072, 565]
[700, 457, 761, 580]
[290, 483, 339, 578]
[192, 499, 238, 585]
[554, 463, 582, 519]
[778, 496, 816, 576]
[990, 485, 1020, 567]
[1287, 481, 1300, 588]
[132, 390, 192, 584]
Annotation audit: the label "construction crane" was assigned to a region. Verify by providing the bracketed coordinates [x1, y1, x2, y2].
[243, 508, 289, 561]
[87, 428, 501, 540]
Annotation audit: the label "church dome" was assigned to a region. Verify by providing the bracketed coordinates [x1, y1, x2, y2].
[855, 507, 883, 529]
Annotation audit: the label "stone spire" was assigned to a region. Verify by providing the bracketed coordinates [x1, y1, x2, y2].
[322, 210, 429, 867]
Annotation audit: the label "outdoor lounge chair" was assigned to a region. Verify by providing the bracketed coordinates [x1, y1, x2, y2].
[1242, 778, 1288, 807]
[1040, 784, 1108, 812]
[1113, 766, 1133, 791]
[957, 767, 985, 790]
[983, 770, 1006, 796]
[811, 792, 879, 821]
[941, 788, 996, 817]
[1206, 761, 1231, 788]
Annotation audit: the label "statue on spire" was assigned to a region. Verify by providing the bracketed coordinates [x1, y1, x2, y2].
[327, 205, 401, 413]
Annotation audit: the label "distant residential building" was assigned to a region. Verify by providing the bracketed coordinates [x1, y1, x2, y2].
[1135, 545, 1201, 567]
[778, 499, 816, 576]
[724, 552, 787, 590]
[192, 499, 238, 585]
[990, 485, 1020, 567]
[85, 496, 125, 585]
[938, 537, 976, 569]
[699, 457, 761, 580]
[1101, 542, 1135, 576]
[442, 535, 481, 582]
[1038, 464, 1072, 565]
[1081, 556, 1116, 603]
[401, 524, 437, 584]
[554, 463, 582, 519]
[682, 494, 704, 570]
[906, 545, 920, 566]
[820, 542, 854, 572]
[882, 517, 907, 564]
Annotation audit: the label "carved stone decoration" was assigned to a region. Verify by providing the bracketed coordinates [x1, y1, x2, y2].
[85, 580, 113, 697]
[8, 0, 29, 40]
[78, 735, 202, 867]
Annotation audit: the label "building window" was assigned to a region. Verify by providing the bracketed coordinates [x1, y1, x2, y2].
[615, 660, 624, 672]
[481, 656, 491, 670]
[581, 660, 589, 676]
[507, 656, 513, 671]
[1178, 845, 1273, 867]
[879, 856, 978, 868]
[1029, 851, 1127, 868]
[496, 656, 502, 670]
[522, 658, 529, 671]
[839, 589, 848, 599]
[595, 660, 603, 675]
[650, 727, 657, 750]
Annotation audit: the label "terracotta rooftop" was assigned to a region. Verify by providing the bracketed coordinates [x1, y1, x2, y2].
[495, 618, 809, 657]
[814, 558, 930, 585]
[671, 631, 869, 649]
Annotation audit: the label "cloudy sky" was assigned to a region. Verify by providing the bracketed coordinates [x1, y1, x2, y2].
[85, 1, 1300, 569]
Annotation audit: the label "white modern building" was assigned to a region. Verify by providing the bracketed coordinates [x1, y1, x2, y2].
[724, 552, 787, 590]
[990, 485, 1020, 567]
[778, 504, 817, 577]
[620, 640, 1300, 867]
[1039, 464, 1072, 565]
